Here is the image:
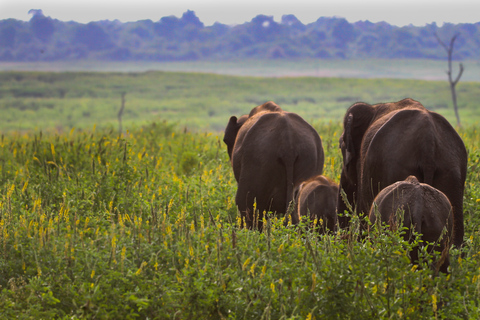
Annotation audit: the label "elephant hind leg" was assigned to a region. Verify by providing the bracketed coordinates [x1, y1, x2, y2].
[433, 176, 464, 248]
[235, 187, 268, 231]
[235, 187, 252, 229]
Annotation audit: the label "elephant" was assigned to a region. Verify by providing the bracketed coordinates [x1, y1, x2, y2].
[223, 101, 324, 230]
[293, 175, 338, 233]
[369, 175, 453, 273]
[337, 98, 467, 248]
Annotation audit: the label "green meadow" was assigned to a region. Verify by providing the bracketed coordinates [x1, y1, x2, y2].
[0, 68, 479, 134]
[1, 66, 480, 318]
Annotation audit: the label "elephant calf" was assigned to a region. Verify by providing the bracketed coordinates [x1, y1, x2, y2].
[293, 175, 338, 233]
[223, 101, 324, 230]
[369, 175, 453, 273]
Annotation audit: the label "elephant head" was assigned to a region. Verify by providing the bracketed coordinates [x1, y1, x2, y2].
[337, 102, 375, 220]
[248, 101, 282, 117]
[340, 102, 375, 172]
[223, 101, 283, 160]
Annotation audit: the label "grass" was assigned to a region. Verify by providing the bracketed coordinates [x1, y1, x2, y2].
[0, 121, 479, 318]
[0, 66, 480, 318]
[0, 70, 479, 134]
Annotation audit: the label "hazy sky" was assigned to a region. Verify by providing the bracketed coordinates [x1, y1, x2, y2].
[1, 0, 479, 26]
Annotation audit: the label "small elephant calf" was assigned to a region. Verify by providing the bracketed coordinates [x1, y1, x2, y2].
[369, 175, 453, 273]
[293, 175, 338, 233]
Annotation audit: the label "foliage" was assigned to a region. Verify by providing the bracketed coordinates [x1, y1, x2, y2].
[1, 121, 480, 319]
[0, 10, 479, 62]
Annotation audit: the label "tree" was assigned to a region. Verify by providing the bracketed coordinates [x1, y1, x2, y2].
[0, 26, 16, 48]
[435, 32, 464, 127]
[154, 16, 179, 39]
[332, 18, 355, 47]
[29, 10, 55, 42]
[180, 10, 204, 29]
[73, 22, 114, 51]
[247, 15, 283, 42]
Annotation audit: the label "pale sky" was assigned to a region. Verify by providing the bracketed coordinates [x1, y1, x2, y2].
[0, 0, 479, 26]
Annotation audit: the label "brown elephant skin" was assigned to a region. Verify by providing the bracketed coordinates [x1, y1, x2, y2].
[293, 175, 338, 233]
[224, 101, 324, 230]
[369, 175, 453, 273]
[338, 98, 467, 248]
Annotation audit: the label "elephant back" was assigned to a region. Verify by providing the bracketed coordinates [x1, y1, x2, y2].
[361, 108, 466, 186]
[369, 176, 453, 272]
[235, 111, 324, 171]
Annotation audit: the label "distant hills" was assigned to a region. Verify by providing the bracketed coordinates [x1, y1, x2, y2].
[0, 9, 479, 62]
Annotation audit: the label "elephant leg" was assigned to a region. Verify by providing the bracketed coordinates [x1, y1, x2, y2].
[337, 176, 357, 228]
[437, 242, 451, 274]
[235, 186, 268, 231]
[251, 182, 287, 230]
[433, 176, 464, 248]
[447, 192, 464, 249]
[235, 186, 253, 229]
[253, 195, 279, 231]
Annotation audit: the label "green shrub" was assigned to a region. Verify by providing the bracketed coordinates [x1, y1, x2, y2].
[0, 122, 479, 318]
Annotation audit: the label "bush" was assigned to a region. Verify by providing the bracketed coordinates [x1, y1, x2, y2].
[0, 122, 479, 318]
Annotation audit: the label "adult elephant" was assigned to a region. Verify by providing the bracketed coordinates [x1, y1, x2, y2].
[224, 101, 324, 230]
[337, 98, 467, 247]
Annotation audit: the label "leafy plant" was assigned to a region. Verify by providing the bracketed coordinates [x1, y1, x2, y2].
[0, 121, 479, 318]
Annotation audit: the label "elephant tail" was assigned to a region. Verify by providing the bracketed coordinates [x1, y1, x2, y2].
[410, 190, 424, 239]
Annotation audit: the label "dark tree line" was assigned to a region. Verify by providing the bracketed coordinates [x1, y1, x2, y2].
[0, 9, 479, 62]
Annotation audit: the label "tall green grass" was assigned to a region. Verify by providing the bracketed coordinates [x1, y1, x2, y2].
[1, 121, 479, 318]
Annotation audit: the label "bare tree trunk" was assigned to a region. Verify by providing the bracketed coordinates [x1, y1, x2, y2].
[449, 69, 462, 127]
[435, 33, 464, 127]
[118, 92, 126, 135]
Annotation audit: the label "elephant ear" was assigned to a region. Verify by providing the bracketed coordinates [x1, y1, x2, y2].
[343, 102, 375, 166]
[344, 114, 355, 166]
[223, 115, 246, 160]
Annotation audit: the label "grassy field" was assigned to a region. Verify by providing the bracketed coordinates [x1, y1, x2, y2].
[0, 121, 479, 318]
[0, 70, 479, 134]
[1, 66, 480, 318]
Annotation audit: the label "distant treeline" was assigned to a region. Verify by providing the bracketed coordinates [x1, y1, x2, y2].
[0, 9, 479, 62]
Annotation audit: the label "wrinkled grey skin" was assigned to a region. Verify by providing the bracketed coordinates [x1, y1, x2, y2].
[369, 175, 453, 273]
[223, 101, 324, 230]
[293, 175, 338, 233]
[337, 98, 467, 247]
